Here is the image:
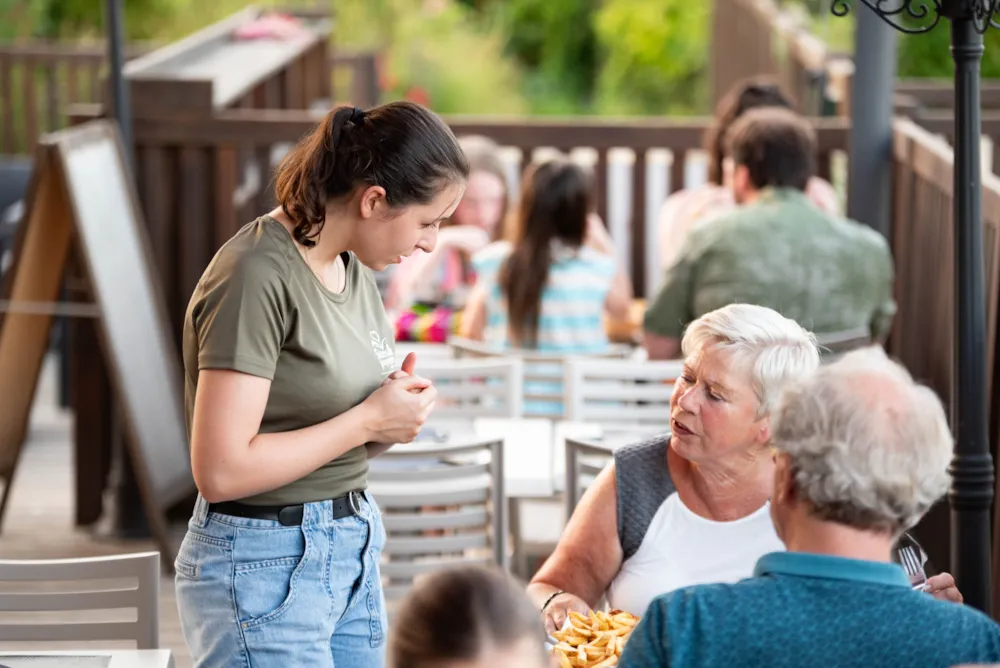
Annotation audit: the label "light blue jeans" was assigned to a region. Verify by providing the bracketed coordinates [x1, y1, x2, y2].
[174, 491, 387, 668]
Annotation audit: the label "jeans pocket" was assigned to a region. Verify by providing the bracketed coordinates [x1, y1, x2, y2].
[233, 525, 310, 629]
[174, 558, 198, 579]
[175, 529, 230, 580]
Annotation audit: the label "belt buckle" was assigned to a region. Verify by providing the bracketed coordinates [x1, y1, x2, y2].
[348, 491, 362, 516]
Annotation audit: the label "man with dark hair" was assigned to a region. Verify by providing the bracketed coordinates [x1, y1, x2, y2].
[643, 107, 895, 360]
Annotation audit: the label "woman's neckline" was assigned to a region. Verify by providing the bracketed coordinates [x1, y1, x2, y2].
[672, 492, 771, 526]
[260, 215, 354, 303]
[667, 444, 772, 524]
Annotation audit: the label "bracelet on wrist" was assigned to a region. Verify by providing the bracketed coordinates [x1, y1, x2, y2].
[541, 590, 567, 613]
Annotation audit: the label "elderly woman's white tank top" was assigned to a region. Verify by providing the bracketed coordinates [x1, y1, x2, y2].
[605, 491, 784, 618]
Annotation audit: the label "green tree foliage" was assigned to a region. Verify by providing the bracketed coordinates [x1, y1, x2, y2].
[1, 0, 722, 115]
[593, 0, 710, 115]
[379, 0, 526, 114]
[321, 0, 526, 114]
[789, 0, 1000, 79]
[23, 0, 171, 39]
[896, 21, 1000, 79]
[492, 0, 599, 113]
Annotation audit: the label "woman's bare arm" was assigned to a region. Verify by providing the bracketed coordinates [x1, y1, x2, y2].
[191, 369, 432, 502]
[459, 283, 488, 340]
[605, 270, 633, 320]
[528, 463, 624, 608]
[585, 213, 633, 321]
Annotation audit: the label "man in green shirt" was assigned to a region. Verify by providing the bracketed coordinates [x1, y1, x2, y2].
[643, 107, 896, 360]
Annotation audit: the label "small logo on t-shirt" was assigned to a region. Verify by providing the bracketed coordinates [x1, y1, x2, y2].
[370, 331, 395, 375]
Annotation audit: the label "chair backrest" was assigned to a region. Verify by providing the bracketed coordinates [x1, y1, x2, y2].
[449, 337, 634, 418]
[394, 341, 457, 362]
[368, 439, 506, 606]
[563, 358, 685, 425]
[816, 327, 873, 362]
[418, 358, 523, 419]
[0, 551, 160, 649]
[564, 438, 614, 520]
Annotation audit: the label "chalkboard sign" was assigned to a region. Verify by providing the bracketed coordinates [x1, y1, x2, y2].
[0, 121, 193, 560]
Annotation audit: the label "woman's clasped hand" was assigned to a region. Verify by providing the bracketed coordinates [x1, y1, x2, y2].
[364, 354, 437, 445]
[364, 356, 437, 443]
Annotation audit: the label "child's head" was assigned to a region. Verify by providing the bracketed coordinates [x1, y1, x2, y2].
[515, 157, 593, 248]
[389, 566, 550, 668]
[449, 135, 510, 240]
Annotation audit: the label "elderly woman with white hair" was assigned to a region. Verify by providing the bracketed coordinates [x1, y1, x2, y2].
[529, 303, 820, 629]
[528, 303, 960, 632]
[619, 347, 1000, 668]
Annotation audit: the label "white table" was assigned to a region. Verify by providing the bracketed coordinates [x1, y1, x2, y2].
[0, 650, 173, 668]
[412, 418, 664, 498]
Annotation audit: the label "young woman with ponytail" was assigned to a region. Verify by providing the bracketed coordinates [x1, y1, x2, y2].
[174, 101, 469, 667]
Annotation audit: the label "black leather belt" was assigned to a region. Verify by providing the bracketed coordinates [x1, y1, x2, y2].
[209, 490, 364, 526]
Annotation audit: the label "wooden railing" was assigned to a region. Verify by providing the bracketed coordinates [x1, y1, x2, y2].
[0, 42, 151, 155]
[0, 41, 380, 156]
[66, 104, 848, 321]
[888, 117, 1000, 587]
[711, 0, 831, 114]
[330, 49, 380, 108]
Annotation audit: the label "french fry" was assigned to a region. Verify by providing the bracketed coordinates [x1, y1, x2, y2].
[548, 609, 639, 667]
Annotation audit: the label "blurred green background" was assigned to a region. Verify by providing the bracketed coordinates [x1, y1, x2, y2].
[0, 0, 995, 115]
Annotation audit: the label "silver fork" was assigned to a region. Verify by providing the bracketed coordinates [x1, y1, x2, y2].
[899, 546, 928, 590]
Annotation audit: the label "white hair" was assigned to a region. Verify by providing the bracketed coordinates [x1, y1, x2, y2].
[772, 346, 953, 534]
[681, 304, 821, 418]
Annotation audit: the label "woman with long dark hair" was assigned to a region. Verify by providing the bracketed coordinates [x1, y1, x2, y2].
[174, 101, 469, 667]
[461, 157, 632, 352]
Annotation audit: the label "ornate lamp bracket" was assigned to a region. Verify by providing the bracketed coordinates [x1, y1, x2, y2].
[831, 1, 1000, 34]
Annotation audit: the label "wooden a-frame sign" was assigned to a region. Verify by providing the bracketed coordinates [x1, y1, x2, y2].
[0, 120, 194, 562]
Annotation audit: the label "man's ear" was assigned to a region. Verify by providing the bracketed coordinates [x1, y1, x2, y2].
[732, 164, 752, 201]
[358, 185, 388, 219]
[722, 156, 735, 187]
[774, 452, 795, 504]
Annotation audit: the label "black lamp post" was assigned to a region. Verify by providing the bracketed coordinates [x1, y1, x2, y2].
[831, 0, 995, 614]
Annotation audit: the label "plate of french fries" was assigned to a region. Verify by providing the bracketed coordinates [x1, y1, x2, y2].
[548, 609, 640, 667]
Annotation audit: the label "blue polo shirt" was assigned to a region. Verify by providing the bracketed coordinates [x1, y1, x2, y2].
[619, 551, 1000, 668]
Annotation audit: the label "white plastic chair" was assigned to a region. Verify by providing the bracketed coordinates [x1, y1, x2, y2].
[417, 358, 523, 419]
[816, 327, 874, 362]
[564, 438, 615, 520]
[449, 337, 634, 418]
[368, 439, 506, 607]
[563, 358, 685, 425]
[0, 551, 160, 649]
[394, 341, 457, 362]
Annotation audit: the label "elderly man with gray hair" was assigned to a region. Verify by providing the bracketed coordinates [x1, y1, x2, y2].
[620, 347, 1000, 668]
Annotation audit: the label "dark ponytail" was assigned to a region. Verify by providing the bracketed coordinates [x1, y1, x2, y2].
[274, 101, 470, 247]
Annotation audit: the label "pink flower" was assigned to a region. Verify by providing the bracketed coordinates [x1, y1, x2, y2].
[405, 86, 431, 106]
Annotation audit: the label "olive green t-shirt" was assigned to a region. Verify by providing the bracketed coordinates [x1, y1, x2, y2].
[182, 216, 396, 505]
